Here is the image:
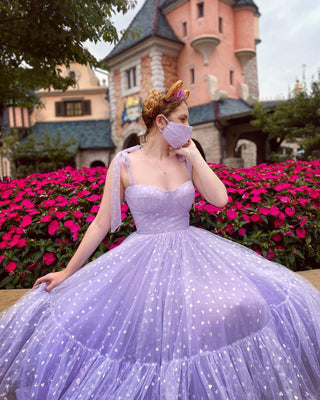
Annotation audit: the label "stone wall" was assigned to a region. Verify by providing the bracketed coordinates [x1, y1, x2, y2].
[192, 122, 222, 163]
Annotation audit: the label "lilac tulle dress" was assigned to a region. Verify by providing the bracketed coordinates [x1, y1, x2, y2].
[1, 146, 320, 400]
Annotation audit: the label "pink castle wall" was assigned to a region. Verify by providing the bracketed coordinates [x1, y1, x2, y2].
[164, 0, 256, 107]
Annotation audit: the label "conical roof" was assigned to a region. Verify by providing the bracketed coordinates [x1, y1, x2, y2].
[104, 0, 183, 61]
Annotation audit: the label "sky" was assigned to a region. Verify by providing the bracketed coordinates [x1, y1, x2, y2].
[87, 0, 320, 100]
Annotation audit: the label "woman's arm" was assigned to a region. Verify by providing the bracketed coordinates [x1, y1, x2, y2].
[176, 140, 228, 207]
[33, 157, 123, 291]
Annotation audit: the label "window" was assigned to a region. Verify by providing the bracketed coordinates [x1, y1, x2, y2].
[121, 60, 141, 96]
[55, 100, 91, 117]
[66, 101, 82, 116]
[229, 69, 234, 86]
[183, 22, 187, 36]
[126, 67, 137, 90]
[190, 68, 195, 84]
[219, 17, 223, 33]
[197, 2, 204, 18]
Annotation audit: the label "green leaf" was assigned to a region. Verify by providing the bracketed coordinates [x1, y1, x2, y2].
[0, 275, 13, 288]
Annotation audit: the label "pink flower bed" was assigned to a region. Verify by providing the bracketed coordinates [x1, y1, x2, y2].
[0, 161, 320, 289]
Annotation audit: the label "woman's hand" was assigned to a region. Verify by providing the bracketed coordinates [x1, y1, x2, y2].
[170, 138, 198, 158]
[33, 269, 71, 292]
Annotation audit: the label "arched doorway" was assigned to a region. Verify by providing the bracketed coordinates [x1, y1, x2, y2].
[90, 160, 106, 168]
[123, 133, 140, 149]
[235, 139, 257, 168]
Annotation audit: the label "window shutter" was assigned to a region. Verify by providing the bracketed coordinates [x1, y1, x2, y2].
[82, 100, 91, 115]
[55, 101, 64, 116]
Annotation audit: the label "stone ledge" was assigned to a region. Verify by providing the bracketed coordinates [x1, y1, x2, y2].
[0, 270, 319, 314]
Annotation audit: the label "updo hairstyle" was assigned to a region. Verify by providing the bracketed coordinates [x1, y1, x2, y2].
[141, 81, 190, 142]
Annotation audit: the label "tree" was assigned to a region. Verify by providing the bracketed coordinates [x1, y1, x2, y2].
[0, 130, 77, 178]
[0, 0, 135, 111]
[251, 73, 320, 160]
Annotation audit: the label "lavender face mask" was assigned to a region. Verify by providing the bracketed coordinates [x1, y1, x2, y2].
[158, 114, 192, 149]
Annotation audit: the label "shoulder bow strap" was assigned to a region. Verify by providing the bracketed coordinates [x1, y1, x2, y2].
[110, 145, 140, 232]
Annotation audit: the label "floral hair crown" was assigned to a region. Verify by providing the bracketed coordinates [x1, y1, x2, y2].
[164, 80, 190, 103]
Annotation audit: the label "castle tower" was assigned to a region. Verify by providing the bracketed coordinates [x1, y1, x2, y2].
[104, 0, 262, 167]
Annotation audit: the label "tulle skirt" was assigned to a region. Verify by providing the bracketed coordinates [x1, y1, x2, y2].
[1, 227, 320, 399]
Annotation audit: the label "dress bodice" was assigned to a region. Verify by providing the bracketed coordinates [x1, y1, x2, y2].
[125, 180, 195, 234]
[111, 145, 195, 234]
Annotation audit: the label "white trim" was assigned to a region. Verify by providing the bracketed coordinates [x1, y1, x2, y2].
[37, 87, 108, 97]
[108, 74, 118, 145]
[150, 50, 165, 91]
[120, 59, 141, 97]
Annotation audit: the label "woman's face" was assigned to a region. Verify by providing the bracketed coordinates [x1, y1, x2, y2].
[167, 102, 190, 126]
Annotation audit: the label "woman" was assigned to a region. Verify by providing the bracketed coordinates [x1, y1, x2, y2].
[0, 81, 320, 399]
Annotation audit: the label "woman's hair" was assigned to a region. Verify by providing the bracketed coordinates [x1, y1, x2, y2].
[141, 81, 189, 142]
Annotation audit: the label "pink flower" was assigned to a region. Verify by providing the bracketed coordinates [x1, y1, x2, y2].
[21, 199, 35, 208]
[277, 196, 291, 203]
[274, 183, 291, 191]
[55, 211, 69, 220]
[64, 220, 80, 233]
[269, 206, 280, 217]
[41, 199, 56, 208]
[238, 228, 246, 236]
[20, 215, 32, 227]
[204, 204, 220, 214]
[285, 207, 295, 217]
[27, 262, 38, 271]
[274, 219, 285, 228]
[231, 173, 244, 182]
[251, 188, 267, 195]
[259, 207, 269, 215]
[43, 252, 56, 265]
[0, 255, 4, 263]
[40, 214, 52, 223]
[251, 196, 262, 203]
[90, 205, 100, 213]
[5, 261, 17, 272]
[48, 220, 60, 235]
[55, 196, 68, 207]
[18, 238, 27, 247]
[226, 209, 237, 220]
[76, 190, 91, 198]
[87, 194, 101, 202]
[296, 228, 306, 239]
[73, 211, 83, 219]
[251, 214, 261, 222]
[297, 198, 310, 206]
[86, 215, 95, 222]
[272, 233, 282, 242]
[267, 252, 275, 260]
[121, 203, 129, 212]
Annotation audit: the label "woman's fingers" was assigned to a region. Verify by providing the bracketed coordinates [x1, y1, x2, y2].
[33, 275, 51, 288]
[45, 282, 55, 292]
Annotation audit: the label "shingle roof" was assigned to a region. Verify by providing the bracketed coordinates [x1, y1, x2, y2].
[104, 0, 183, 61]
[189, 99, 253, 125]
[31, 120, 114, 150]
[234, 0, 259, 12]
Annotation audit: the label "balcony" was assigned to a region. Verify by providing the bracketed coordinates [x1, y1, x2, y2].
[190, 35, 221, 65]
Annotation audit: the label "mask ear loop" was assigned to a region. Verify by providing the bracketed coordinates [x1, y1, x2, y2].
[157, 114, 169, 133]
